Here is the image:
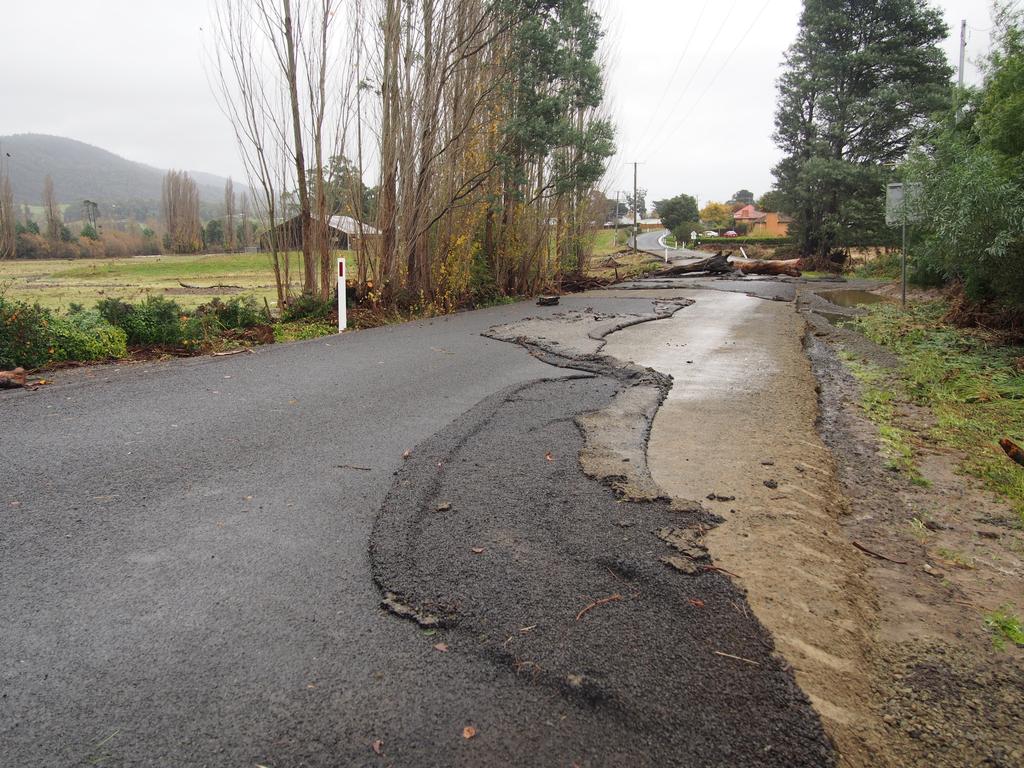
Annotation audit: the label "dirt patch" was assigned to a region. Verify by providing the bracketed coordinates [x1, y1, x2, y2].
[604, 288, 888, 767]
[806, 316, 1024, 767]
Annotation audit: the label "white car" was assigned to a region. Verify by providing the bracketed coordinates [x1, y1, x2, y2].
[703, 230, 719, 237]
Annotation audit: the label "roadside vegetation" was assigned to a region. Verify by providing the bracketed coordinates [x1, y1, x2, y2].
[837, 350, 926, 484]
[590, 228, 629, 257]
[1, 0, 618, 328]
[903, 4, 1024, 331]
[984, 605, 1024, 649]
[849, 302, 1024, 523]
[0, 291, 281, 370]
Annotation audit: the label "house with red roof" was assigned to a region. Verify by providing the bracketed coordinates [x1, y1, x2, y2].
[732, 205, 791, 237]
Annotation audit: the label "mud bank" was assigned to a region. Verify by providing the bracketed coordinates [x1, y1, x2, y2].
[369, 300, 835, 766]
[604, 288, 885, 767]
[805, 316, 1024, 768]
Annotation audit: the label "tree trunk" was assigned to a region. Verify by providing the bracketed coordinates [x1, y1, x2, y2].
[283, 0, 316, 297]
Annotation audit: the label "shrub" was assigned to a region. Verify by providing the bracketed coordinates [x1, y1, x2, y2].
[282, 294, 333, 321]
[0, 295, 53, 369]
[97, 295, 185, 347]
[49, 310, 127, 362]
[14, 232, 51, 259]
[195, 295, 265, 329]
[670, 222, 704, 245]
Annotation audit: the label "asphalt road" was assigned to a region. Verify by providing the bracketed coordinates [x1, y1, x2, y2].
[1, 292, 832, 766]
[631, 228, 706, 260]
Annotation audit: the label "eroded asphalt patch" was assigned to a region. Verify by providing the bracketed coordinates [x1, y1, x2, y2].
[370, 300, 835, 766]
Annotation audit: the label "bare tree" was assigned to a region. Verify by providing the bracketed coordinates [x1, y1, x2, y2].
[0, 173, 15, 260]
[43, 175, 61, 242]
[239, 192, 253, 249]
[224, 177, 237, 252]
[211, 0, 346, 304]
[161, 170, 203, 253]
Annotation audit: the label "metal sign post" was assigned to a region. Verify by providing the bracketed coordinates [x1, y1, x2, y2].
[885, 182, 923, 308]
[337, 257, 347, 332]
[901, 216, 907, 308]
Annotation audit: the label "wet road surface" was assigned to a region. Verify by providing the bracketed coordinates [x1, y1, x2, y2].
[1, 291, 835, 766]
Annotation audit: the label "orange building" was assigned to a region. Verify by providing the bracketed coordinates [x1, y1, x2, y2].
[732, 205, 791, 237]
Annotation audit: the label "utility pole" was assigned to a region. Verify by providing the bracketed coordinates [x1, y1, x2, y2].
[631, 162, 639, 253]
[954, 19, 967, 118]
[959, 19, 967, 91]
[614, 190, 621, 245]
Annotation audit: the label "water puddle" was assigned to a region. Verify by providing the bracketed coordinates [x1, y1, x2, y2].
[820, 289, 889, 308]
[816, 289, 891, 327]
[604, 290, 773, 401]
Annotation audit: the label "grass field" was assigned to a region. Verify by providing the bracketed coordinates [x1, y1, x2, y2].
[590, 228, 630, 257]
[3, 231, 644, 313]
[0, 251, 354, 310]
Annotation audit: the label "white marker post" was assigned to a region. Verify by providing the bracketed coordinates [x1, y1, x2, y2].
[337, 257, 347, 332]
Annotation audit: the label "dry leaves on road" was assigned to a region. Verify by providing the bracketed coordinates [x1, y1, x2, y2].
[471, 547, 485, 555]
[371, 739, 384, 755]
[433, 642, 449, 652]
[462, 726, 477, 740]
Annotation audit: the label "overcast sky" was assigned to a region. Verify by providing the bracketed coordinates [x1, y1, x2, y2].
[0, 0, 997, 208]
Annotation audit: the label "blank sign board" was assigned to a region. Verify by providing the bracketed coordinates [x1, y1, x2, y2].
[885, 182, 924, 226]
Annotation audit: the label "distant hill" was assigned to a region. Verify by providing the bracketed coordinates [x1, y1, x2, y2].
[0, 134, 241, 219]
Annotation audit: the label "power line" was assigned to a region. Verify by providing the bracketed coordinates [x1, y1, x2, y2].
[631, 0, 711, 151]
[602, 2, 708, 192]
[634, 0, 738, 158]
[647, 0, 771, 159]
[687, 1, 772, 116]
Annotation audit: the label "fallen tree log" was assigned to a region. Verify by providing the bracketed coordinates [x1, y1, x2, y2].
[652, 251, 732, 276]
[0, 367, 28, 389]
[652, 252, 802, 278]
[177, 281, 246, 290]
[731, 258, 803, 277]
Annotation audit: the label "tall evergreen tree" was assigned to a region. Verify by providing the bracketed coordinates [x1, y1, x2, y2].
[772, 0, 951, 262]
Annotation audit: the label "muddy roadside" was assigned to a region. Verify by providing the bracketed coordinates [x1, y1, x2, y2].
[369, 297, 837, 766]
[802, 286, 1024, 768]
[601, 278, 1023, 767]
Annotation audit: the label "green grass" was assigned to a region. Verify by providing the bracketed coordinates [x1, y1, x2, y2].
[590, 228, 630, 257]
[273, 320, 337, 342]
[936, 546, 976, 569]
[851, 302, 1024, 522]
[984, 605, 1024, 650]
[0, 250, 354, 311]
[854, 250, 901, 279]
[838, 350, 928, 483]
